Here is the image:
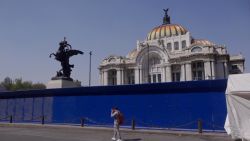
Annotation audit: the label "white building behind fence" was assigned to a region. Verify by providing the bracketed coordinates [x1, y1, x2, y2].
[99, 11, 245, 85]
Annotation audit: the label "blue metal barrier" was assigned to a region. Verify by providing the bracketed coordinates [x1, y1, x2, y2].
[0, 79, 227, 131]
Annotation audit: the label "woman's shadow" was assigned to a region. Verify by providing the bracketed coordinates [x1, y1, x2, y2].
[123, 138, 141, 141]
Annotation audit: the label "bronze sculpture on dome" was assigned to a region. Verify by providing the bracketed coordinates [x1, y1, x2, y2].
[163, 8, 171, 25]
[163, 8, 169, 16]
[49, 38, 83, 81]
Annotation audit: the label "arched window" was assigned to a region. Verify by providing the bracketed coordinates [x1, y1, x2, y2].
[174, 42, 179, 50]
[191, 46, 202, 52]
[141, 53, 162, 83]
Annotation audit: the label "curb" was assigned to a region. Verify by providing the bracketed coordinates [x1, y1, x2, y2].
[0, 122, 228, 137]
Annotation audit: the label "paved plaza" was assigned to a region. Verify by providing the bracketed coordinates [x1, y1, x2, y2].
[0, 123, 233, 141]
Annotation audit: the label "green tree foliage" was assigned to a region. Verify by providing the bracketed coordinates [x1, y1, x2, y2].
[1, 77, 13, 90]
[32, 83, 46, 90]
[0, 77, 46, 91]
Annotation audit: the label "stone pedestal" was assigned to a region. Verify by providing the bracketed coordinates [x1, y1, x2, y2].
[46, 79, 81, 89]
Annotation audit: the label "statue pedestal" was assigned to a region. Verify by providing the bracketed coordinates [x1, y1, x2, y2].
[46, 79, 81, 89]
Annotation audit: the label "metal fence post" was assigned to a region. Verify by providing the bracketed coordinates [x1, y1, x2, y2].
[42, 116, 45, 125]
[81, 118, 84, 127]
[132, 119, 135, 130]
[10, 115, 13, 123]
[198, 119, 202, 134]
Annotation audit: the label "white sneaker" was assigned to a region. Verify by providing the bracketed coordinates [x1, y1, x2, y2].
[117, 139, 122, 141]
[112, 137, 116, 141]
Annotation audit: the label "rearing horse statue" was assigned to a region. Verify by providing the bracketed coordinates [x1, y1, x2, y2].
[49, 39, 83, 80]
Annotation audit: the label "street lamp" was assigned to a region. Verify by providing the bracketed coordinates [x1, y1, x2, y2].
[89, 51, 92, 86]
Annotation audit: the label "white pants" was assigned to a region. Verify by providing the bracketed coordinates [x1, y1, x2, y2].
[113, 123, 121, 139]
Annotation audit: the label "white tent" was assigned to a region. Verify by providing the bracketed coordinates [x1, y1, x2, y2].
[224, 73, 250, 141]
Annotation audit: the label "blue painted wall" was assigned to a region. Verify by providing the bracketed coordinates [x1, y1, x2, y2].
[0, 80, 227, 131]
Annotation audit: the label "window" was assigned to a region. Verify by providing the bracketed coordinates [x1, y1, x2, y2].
[171, 65, 181, 82]
[167, 43, 172, 51]
[108, 70, 117, 85]
[182, 40, 186, 49]
[231, 65, 238, 70]
[144, 54, 162, 84]
[191, 46, 202, 52]
[153, 74, 157, 83]
[192, 61, 204, 80]
[148, 76, 151, 83]
[126, 69, 135, 84]
[229, 65, 241, 74]
[151, 56, 161, 66]
[174, 42, 179, 50]
[157, 74, 161, 83]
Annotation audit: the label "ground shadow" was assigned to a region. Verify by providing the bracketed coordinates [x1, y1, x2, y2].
[123, 138, 142, 141]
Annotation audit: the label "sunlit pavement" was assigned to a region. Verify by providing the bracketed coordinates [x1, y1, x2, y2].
[0, 123, 233, 141]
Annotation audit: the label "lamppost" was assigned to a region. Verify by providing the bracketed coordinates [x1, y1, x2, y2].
[89, 51, 92, 86]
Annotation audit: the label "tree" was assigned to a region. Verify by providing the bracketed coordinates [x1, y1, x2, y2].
[0, 77, 46, 91]
[1, 77, 13, 90]
[32, 83, 46, 90]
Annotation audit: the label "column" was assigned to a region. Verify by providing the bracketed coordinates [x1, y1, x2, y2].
[211, 61, 216, 79]
[121, 69, 124, 84]
[204, 61, 212, 80]
[134, 67, 140, 84]
[103, 71, 108, 85]
[139, 67, 142, 84]
[180, 64, 186, 81]
[99, 71, 103, 85]
[161, 66, 166, 82]
[165, 65, 171, 82]
[116, 69, 121, 85]
[186, 63, 192, 81]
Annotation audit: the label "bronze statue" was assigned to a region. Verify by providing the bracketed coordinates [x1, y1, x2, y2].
[50, 38, 83, 80]
[163, 8, 169, 16]
[163, 8, 170, 25]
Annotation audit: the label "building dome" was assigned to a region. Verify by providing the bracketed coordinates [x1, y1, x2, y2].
[147, 24, 188, 40]
[191, 39, 215, 46]
[126, 49, 138, 59]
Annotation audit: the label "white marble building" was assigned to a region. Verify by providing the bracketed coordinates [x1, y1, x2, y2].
[99, 11, 245, 85]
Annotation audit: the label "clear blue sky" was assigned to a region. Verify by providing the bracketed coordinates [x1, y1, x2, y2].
[0, 0, 249, 86]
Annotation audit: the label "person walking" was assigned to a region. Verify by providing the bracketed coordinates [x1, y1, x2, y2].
[111, 107, 122, 141]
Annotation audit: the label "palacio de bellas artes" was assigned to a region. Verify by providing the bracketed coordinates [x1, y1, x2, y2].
[1, 5, 249, 141]
[99, 9, 245, 86]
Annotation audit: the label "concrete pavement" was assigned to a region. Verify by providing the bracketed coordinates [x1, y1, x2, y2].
[0, 123, 233, 141]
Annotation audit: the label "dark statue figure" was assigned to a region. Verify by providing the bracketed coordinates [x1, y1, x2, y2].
[49, 38, 83, 81]
[163, 8, 169, 16]
[163, 8, 171, 25]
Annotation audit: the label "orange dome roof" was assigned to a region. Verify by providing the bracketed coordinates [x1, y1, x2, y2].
[147, 24, 188, 40]
[191, 39, 215, 46]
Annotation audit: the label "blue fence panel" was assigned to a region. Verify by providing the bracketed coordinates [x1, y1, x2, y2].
[44, 97, 53, 122]
[15, 98, 24, 121]
[33, 98, 43, 121]
[7, 99, 15, 118]
[23, 98, 33, 121]
[0, 99, 8, 120]
[0, 79, 227, 131]
[52, 91, 227, 130]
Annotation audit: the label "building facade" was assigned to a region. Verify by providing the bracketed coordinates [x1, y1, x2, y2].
[99, 11, 245, 85]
